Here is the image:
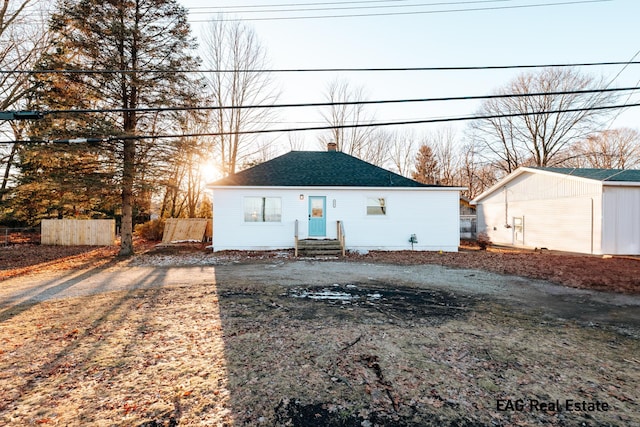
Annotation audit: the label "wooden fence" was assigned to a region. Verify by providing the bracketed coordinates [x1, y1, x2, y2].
[41, 219, 115, 246]
[161, 218, 210, 244]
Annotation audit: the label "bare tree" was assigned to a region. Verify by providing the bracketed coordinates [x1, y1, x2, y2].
[0, 0, 48, 110]
[158, 108, 218, 219]
[471, 67, 616, 174]
[201, 18, 279, 175]
[387, 129, 417, 177]
[319, 78, 377, 161]
[567, 128, 640, 169]
[421, 127, 460, 185]
[455, 140, 497, 199]
[287, 132, 306, 151]
[0, 0, 50, 197]
[360, 128, 390, 167]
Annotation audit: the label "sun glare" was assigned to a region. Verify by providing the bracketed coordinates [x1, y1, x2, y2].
[200, 161, 222, 184]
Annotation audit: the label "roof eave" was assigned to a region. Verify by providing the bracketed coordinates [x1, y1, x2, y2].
[602, 181, 640, 187]
[207, 184, 466, 191]
[472, 167, 532, 204]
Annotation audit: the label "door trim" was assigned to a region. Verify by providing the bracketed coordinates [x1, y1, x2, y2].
[308, 196, 327, 237]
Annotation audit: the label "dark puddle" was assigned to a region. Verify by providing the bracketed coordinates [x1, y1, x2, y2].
[274, 398, 489, 427]
[286, 283, 477, 324]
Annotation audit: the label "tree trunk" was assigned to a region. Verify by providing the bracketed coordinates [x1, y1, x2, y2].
[119, 138, 135, 256]
[0, 143, 18, 201]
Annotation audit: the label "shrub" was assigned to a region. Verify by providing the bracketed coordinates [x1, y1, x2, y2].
[476, 232, 491, 250]
[134, 218, 165, 241]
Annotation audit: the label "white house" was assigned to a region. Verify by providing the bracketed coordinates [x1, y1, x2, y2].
[208, 145, 464, 253]
[473, 167, 640, 255]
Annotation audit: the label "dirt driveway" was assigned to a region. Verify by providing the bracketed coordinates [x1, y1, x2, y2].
[2, 260, 639, 332]
[1, 257, 639, 426]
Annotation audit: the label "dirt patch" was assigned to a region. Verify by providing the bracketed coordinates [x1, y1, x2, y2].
[348, 248, 640, 295]
[215, 281, 639, 426]
[285, 283, 475, 325]
[131, 243, 640, 295]
[2, 241, 639, 295]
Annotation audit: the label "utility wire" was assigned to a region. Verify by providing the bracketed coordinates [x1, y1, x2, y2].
[0, 0, 513, 19]
[604, 48, 640, 128]
[5, 102, 639, 144]
[3, 61, 638, 75]
[189, 0, 514, 15]
[41, 86, 640, 115]
[10, 0, 606, 20]
[187, 0, 509, 11]
[197, 0, 611, 22]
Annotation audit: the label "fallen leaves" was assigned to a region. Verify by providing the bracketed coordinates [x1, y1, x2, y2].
[350, 248, 640, 294]
[0, 287, 233, 426]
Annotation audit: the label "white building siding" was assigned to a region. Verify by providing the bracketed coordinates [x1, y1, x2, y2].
[342, 189, 459, 251]
[479, 197, 601, 253]
[212, 187, 460, 252]
[211, 188, 304, 251]
[479, 171, 602, 204]
[476, 170, 605, 254]
[602, 186, 640, 254]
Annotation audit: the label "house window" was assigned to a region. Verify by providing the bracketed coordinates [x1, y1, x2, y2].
[366, 197, 386, 215]
[244, 197, 282, 222]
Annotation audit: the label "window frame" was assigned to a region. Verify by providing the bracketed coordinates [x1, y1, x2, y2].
[243, 196, 282, 223]
[366, 197, 387, 216]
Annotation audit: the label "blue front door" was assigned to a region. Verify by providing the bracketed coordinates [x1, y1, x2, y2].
[308, 196, 326, 237]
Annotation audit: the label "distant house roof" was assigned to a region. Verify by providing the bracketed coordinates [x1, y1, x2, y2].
[209, 151, 448, 188]
[532, 167, 640, 182]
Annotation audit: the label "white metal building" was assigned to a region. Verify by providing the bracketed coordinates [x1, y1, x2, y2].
[472, 167, 640, 255]
[208, 147, 463, 252]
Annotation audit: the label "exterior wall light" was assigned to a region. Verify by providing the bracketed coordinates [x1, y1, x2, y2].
[299, 194, 304, 200]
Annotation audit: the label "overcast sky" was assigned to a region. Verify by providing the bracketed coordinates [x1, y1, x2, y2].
[178, 0, 640, 151]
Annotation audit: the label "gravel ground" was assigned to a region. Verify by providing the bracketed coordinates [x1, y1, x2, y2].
[2, 256, 639, 337]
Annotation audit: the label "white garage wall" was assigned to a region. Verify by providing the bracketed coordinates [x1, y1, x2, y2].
[602, 186, 640, 255]
[476, 171, 604, 254]
[211, 187, 460, 252]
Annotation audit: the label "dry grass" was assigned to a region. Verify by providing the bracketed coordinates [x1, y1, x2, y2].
[1, 277, 638, 426]
[0, 285, 232, 426]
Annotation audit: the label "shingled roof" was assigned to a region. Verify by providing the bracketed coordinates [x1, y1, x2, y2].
[210, 151, 439, 187]
[533, 167, 640, 182]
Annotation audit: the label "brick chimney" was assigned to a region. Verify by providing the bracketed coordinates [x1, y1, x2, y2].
[327, 142, 337, 152]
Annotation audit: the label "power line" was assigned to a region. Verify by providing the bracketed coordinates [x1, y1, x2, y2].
[10, 0, 608, 21]
[187, 0, 508, 11]
[3, 61, 639, 75]
[605, 48, 640, 129]
[109, 102, 640, 138]
[4, 102, 639, 144]
[189, 0, 514, 16]
[40, 86, 640, 115]
[196, 0, 611, 22]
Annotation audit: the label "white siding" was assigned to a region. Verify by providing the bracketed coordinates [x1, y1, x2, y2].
[476, 171, 604, 254]
[212, 187, 460, 252]
[479, 170, 602, 204]
[602, 186, 640, 254]
[479, 197, 599, 253]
